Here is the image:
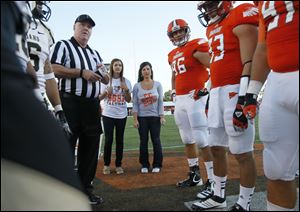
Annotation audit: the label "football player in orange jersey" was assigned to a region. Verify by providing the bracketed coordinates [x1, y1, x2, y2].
[243, 1, 299, 210]
[192, 1, 259, 211]
[167, 19, 215, 199]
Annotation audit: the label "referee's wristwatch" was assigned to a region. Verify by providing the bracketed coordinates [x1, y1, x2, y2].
[80, 68, 84, 77]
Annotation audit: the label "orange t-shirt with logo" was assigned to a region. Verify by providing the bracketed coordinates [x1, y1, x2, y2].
[206, 3, 259, 88]
[259, 1, 299, 72]
[168, 38, 209, 95]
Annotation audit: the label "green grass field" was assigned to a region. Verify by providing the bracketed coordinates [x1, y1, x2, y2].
[101, 115, 260, 152]
[122, 115, 183, 152]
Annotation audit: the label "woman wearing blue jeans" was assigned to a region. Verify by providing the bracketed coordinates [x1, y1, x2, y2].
[132, 61, 166, 173]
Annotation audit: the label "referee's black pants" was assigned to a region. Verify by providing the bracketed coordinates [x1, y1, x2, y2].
[60, 92, 102, 194]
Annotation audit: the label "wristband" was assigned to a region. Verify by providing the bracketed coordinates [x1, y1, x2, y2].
[238, 75, 250, 96]
[247, 80, 263, 95]
[54, 104, 63, 113]
[44, 72, 55, 80]
[80, 68, 83, 77]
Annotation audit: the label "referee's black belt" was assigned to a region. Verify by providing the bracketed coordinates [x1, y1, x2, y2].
[60, 91, 98, 102]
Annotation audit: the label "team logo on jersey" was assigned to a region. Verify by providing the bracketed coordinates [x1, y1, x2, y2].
[173, 52, 183, 60]
[228, 92, 238, 99]
[243, 7, 258, 17]
[209, 26, 222, 37]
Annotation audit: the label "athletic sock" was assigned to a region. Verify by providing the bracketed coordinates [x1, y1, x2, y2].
[204, 161, 213, 182]
[237, 185, 255, 210]
[187, 158, 199, 167]
[213, 175, 227, 198]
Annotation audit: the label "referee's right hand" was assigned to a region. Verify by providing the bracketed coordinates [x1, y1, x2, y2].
[82, 69, 102, 82]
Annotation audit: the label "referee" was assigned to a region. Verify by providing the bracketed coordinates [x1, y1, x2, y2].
[50, 14, 109, 205]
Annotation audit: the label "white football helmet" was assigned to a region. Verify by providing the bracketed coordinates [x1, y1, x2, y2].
[30, 1, 51, 22]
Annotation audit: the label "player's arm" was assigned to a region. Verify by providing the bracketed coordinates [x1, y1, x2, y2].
[26, 60, 39, 89]
[192, 51, 211, 100]
[232, 24, 258, 131]
[193, 51, 210, 68]
[28, 61, 46, 103]
[45, 58, 72, 137]
[45, 59, 61, 108]
[243, 18, 270, 120]
[233, 24, 258, 76]
[248, 18, 270, 84]
[27, 61, 39, 88]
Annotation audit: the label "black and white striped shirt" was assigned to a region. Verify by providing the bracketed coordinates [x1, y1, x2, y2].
[50, 37, 103, 98]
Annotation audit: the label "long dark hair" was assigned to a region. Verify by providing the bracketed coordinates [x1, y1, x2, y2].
[109, 58, 124, 82]
[137, 61, 153, 82]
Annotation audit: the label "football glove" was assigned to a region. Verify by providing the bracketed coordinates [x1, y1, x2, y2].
[193, 88, 209, 100]
[243, 94, 258, 120]
[233, 96, 248, 132]
[55, 110, 72, 139]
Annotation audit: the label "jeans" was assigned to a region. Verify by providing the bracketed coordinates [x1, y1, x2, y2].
[138, 116, 163, 168]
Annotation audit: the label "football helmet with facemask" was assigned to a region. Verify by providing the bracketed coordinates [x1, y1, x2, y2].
[167, 19, 191, 47]
[30, 1, 51, 22]
[197, 1, 233, 27]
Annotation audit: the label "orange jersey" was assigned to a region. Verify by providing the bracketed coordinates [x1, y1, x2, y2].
[168, 38, 209, 95]
[206, 3, 259, 88]
[259, 1, 299, 72]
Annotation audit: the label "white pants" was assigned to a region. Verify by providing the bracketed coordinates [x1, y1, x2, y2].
[207, 84, 255, 154]
[260, 71, 299, 181]
[174, 93, 208, 148]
